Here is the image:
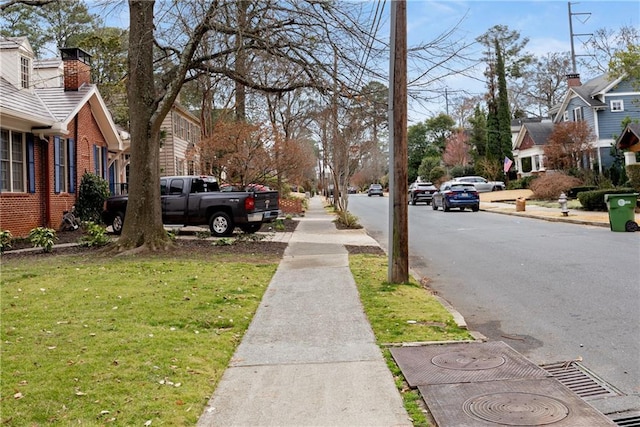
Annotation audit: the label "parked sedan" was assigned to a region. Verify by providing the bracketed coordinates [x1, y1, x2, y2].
[408, 181, 437, 205]
[452, 176, 505, 192]
[432, 182, 480, 212]
[367, 183, 384, 197]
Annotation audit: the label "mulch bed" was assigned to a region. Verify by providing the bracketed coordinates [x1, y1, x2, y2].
[2, 218, 384, 259]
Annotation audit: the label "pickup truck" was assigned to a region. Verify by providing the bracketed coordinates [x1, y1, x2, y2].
[102, 176, 280, 237]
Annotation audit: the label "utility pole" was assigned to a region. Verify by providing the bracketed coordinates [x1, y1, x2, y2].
[388, 0, 408, 283]
[568, 2, 592, 73]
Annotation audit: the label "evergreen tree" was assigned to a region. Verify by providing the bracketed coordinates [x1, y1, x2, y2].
[468, 105, 488, 160]
[495, 39, 512, 163]
[486, 97, 500, 160]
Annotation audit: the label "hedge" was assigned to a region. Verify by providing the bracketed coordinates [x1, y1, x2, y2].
[578, 187, 638, 211]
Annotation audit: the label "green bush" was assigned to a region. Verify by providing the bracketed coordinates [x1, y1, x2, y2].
[335, 210, 362, 229]
[567, 186, 597, 199]
[627, 164, 640, 191]
[507, 176, 537, 190]
[76, 172, 111, 223]
[28, 227, 57, 253]
[78, 222, 110, 247]
[578, 188, 638, 211]
[0, 229, 13, 253]
[429, 166, 446, 184]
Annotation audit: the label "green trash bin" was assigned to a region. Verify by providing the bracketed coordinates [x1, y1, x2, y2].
[604, 193, 639, 232]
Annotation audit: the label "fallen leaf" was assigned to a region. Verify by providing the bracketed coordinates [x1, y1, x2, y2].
[14, 392, 23, 399]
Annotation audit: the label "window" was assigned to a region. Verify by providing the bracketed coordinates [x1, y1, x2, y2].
[56, 138, 69, 192]
[562, 111, 569, 122]
[610, 100, 624, 112]
[20, 56, 30, 89]
[1, 129, 26, 192]
[93, 145, 107, 178]
[173, 112, 180, 135]
[572, 107, 583, 122]
[54, 137, 75, 193]
[168, 178, 183, 195]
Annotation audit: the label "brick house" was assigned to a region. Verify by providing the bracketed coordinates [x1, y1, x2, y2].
[0, 37, 126, 237]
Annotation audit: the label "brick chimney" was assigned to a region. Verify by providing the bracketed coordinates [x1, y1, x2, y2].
[566, 73, 581, 87]
[60, 47, 91, 91]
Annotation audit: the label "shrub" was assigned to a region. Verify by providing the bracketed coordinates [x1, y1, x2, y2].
[567, 186, 597, 199]
[627, 164, 640, 191]
[28, 227, 57, 253]
[335, 210, 362, 229]
[196, 230, 212, 239]
[578, 188, 638, 211]
[76, 172, 111, 223]
[429, 166, 447, 184]
[78, 222, 110, 247]
[212, 237, 233, 246]
[529, 172, 583, 200]
[0, 229, 13, 253]
[507, 176, 537, 190]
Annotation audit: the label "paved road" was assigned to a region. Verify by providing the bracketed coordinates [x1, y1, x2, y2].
[347, 193, 640, 415]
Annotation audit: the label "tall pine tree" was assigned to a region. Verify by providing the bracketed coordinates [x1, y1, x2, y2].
[496, 38, 513, 164]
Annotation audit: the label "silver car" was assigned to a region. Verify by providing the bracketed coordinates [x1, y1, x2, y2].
[367, 183, 384, 197]
[452, 176, 505, 192]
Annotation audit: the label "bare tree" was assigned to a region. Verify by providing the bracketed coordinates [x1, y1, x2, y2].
[580, 25, 640, 76]
[513, 52, 572, 118]
[544, 121, 596, 171]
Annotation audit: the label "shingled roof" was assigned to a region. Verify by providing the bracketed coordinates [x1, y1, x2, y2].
[616, 123, 640, 151]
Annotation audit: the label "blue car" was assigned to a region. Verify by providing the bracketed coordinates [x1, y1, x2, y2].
[432, 182, 480, 212]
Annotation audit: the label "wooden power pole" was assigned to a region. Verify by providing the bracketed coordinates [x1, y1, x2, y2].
[388, 0, 409, 283]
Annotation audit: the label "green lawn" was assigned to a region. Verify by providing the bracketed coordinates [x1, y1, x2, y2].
[2, 251, 471, 426]
[1, 254, 276, 426]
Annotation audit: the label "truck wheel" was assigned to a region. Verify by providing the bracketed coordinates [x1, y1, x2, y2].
[112, 212, 124, 235]
[209, 212, 233, 237]
[240, 223, 262, 233]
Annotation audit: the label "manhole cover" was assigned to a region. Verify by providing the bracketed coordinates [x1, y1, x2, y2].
[463, 392, 570, 425]
[432, 351, 506, 370]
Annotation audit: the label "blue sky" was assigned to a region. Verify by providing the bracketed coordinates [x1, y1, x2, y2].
[403, 0, 640, 119]
[89, 0, 639, 121]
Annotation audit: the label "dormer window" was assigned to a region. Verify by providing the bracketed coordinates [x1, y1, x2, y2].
[20, 56, 30, 89]
[610, 100, 624, 112]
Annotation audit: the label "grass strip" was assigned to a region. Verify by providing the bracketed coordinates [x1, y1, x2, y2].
[350, 253, 473, 426]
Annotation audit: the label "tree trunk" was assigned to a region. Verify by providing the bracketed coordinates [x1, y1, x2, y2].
[113, 0, 170, 253]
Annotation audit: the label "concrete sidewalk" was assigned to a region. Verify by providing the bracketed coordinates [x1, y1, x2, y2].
[197, 196, 411, 427]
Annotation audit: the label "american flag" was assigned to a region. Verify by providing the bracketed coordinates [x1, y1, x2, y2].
[504, 157, 514, 173]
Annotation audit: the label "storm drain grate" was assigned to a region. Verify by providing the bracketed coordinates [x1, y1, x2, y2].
[610, 411, 640, 427]
[541, 361, 621, 400]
